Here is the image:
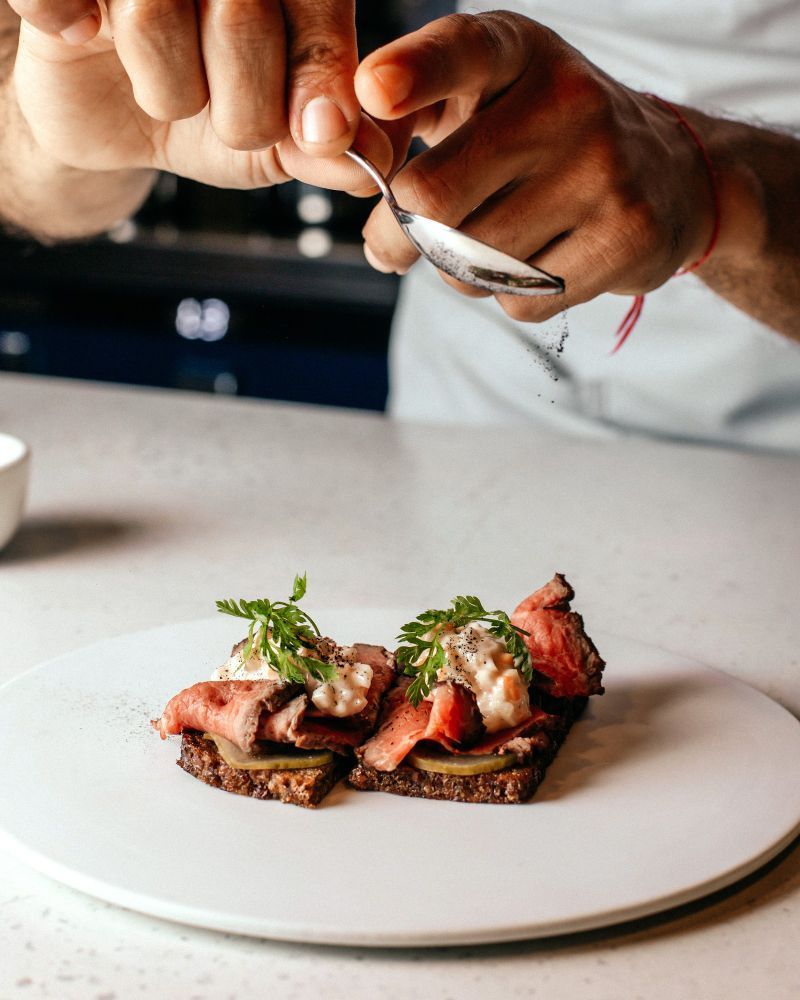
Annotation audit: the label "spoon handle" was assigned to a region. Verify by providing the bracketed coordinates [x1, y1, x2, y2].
[345, 149, 400, 211]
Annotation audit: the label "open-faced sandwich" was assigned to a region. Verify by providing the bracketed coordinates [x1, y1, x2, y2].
[153, 574, 396, 807]
[348, 574, 604, 804]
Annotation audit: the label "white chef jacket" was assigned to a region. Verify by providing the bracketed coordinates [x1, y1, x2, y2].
[389, 0, 800, 453]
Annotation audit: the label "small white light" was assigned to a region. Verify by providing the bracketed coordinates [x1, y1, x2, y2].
[213, 372, 238, 395]
[0, 331, 31, 356]
[297, 191, 333, 225]
[199, 298, 230, 342]
[297, 227, 332, 259]
[107, 219, 137, 244]
[175, 298, 230, 342]
[175, 298, 202, 339]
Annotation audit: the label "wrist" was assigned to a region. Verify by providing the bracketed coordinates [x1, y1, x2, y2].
[680, 108, 767, 268]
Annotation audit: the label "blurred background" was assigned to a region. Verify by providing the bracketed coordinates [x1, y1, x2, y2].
[0, 1, 452, 413]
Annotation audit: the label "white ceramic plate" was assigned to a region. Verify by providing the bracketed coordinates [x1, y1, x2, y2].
[0, 612, 798, 947]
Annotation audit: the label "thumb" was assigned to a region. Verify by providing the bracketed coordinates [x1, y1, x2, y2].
[284, 0, 360, 158]
[277, 112, 395, 195]
[9, 0, 100, 44]
[355, 12, 535, 121]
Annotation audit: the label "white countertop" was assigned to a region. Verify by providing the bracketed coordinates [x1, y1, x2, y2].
[1, 372, 798, 999]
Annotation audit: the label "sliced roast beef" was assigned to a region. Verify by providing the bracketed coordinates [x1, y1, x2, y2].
[154, 679, 299, 753]
[156, 642, 397, 756]
[358, 679, 487, 771]
[427, 681, 484, 745]
[257, 694, 307, 742]
[357, 679, 431, 771]
[512, 573, 605, 698]
[465, 707, 560, 754]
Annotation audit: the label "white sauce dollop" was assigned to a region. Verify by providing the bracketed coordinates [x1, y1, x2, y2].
[433, 623, 530, 733]
[305, 660, 373, 717]
[210, 639, 372, 718]
[211, 642, 282, 683]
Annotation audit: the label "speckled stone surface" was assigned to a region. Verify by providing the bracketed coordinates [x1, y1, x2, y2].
[1, 373, 798, 999]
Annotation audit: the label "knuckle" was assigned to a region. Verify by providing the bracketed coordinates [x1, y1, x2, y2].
[425, 13, 502, 75]
[213, 116, 286, 151]
[211, 0, 272, 34]
[461, 12, 521, 70]
[450, 12, 497, 50]
[114, 0, 180, 31]
[398, 166, 459, 224]
[290, 37, 354, 87]
[135, 86, 207, 123]
[539, 49, 612, 126]
[13, 0, 91, 33]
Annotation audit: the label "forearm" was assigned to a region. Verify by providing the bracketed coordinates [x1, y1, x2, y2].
[688, 109, 800, 342]
[0, 7, 155, 242]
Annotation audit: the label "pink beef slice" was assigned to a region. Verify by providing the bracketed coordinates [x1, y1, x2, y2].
[511, 574, 605, 698]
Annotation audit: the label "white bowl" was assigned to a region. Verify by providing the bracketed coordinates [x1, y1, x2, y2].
[0, 432, 30, 551]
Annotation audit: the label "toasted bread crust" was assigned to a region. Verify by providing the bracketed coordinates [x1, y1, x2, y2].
[347, 759, 546, 803]
[178, 730, 349, 808]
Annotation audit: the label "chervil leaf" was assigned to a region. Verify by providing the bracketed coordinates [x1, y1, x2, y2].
[396, 595, 531, 706]
[216, 575, 334, 686]
[291, 572, 307, 603]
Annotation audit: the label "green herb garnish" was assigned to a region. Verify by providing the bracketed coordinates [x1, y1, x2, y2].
[216, 573, 336, 685]
[396, 595, 532, 707]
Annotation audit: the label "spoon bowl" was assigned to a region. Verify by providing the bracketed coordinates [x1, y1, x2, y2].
[346, 149, 564, 297]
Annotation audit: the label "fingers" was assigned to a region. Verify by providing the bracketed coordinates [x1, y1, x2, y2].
[355, 12, 538, 121]
[492, 236, 611, 323]
[100, 0, 359, 154]
[361, 103, 544, 274]
[490, 211, 674, 325]
[199, 0, 287, 149]
[9, 0, 101, 43]
[107, 0, 208, 122]
[108, 0, 290, 148]
[430, 176, 577, 299]
[283, 0, 360, 157]
[275, 113, 395, 194]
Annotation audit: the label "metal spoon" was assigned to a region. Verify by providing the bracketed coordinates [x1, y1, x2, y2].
[346, 149, 565, 297]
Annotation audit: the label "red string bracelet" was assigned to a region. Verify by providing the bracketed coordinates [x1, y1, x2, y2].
[612, 93, 721, 353]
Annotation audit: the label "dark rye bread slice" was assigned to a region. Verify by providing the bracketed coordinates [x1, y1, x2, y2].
[348, 697, 587, 805]
[347, 758, 547, 804]
[178, 730, 350, 808]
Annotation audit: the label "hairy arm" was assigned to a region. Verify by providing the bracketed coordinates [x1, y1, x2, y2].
[689, 110, 800, 341]
[0, 3, 155, 241]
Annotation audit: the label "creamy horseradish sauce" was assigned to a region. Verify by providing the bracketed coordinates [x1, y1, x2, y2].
[432, 623, 530, 733]
[211, 641, 372, 718]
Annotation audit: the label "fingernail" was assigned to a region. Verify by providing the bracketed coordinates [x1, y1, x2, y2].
[372, 64, 414, 109]
[300, 96, 348, 146]
[60, 13, 99, 45]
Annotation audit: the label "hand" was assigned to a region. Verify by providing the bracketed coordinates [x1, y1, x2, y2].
[354, 12, 717, 320]
[10, 0, 391, 193]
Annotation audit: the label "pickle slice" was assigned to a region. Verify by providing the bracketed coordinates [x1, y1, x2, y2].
[203, 733, 333, 771]
[406, 750, 515, 776]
